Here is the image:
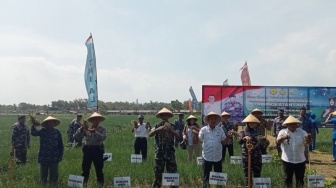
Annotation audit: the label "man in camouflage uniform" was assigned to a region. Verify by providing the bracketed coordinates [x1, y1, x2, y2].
[223, 94, 243, 122]
[251, 108, 271, 154]
[272, 109, 286, 156]
[67, 114, 83, 145]
[11, 115, 30, 164]
[173, 113, 185, 148]
[149, 108, 180, 188]
[239, 114, 263, 187]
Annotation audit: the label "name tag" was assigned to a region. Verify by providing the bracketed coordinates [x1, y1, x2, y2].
[68, 175, 84, 188]
[209, 172, 227, 186]
[162, 173, 179, 186]
[114, 177, 131, 188]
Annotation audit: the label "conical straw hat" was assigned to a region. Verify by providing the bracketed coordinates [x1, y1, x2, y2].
[220, 111, 231, 117]
[251, 108, 263, 115]
[156, 107, 174, 118]
[242, 114, 260, 123]
[41, 116, 61, 127]
[282, 115, 301, 126]
[203, 111, 221, 124]
[186, 115, 198, 121]
[87, 112, 105, 123]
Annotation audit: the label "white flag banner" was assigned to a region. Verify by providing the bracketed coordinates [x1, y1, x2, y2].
[68, 175, 84, 188]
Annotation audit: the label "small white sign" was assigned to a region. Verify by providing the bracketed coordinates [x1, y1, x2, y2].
[68, 174, 84, 188]
[103, 153, 112, 161]
[114, 176, 131, 188]
[131, 154, 143, 163]
[209, 172, 227, 186]
[230, 156, 243, 164]
[162, 173, 179, 186]
[307, 175, 324, 188]
[262, 155, 272, 163]
[253, 177, 271, 188]
[196, 157, 203, 165]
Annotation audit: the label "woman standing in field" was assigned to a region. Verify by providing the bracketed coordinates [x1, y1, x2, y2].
[325, 111, 336, 162]
[219, 111, 238, 162]
[31, 116, 64, 185]
[182, 115, 201, 162]
[75, 112, 107, 185]
[238, 114, 262, 187]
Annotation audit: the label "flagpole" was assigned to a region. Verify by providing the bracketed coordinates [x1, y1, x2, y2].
[91, 35, 99, 112]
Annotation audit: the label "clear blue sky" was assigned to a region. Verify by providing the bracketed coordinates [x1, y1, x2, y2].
[1, 1, 336, 105]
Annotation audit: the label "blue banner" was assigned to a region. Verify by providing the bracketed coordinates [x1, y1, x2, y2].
[84, 34, 98, 108]
[189, 86, 199, 110]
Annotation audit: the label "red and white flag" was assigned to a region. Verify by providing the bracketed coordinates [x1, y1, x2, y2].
[240, 61, 251, 86]
[188, 98, 193, 112]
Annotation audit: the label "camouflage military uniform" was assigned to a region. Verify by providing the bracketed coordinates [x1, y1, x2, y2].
[239, 127, 263, 186]
[173, 119, 184, 147]
[67, 119, 82, 144]
[272, 116, 286, 155]
[152, 121, 178, 188]
[256, 118, 270, 154]
[11, 122, 30, 164]
[223, 102, 243, 122]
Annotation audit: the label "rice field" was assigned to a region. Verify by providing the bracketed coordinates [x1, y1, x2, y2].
[0, 114, 333, 187]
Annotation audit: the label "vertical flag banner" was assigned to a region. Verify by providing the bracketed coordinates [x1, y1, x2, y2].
[240, 61, 251, 86]
[189, 86, 199, 110]
[84, 34, 98, 109]
[223, 79, 229, 86]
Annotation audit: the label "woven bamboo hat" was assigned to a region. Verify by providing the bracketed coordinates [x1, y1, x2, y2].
[203, 111, 221, 124]
[282, 115, 301, 126]
[242, 114, 260, 123]
[156, 107, 174, 118]
[186, 115, 198, 121]
[87, 112, 105, 123]
[220, 111, 231, 117]
[251, 108, 263, 115]
[41, 116, 61, 127]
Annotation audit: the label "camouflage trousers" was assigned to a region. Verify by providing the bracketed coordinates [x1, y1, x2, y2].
[242, 154, 262, 186]
[152, 158, 178, 188]
[15, 148, 27, 164]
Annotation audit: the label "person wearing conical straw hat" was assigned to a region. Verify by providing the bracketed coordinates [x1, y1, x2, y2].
[149, 107, 180, 188]
[251, 108, 271, 155]
[199, 111, 227, 188]
[31, 116, 64, 185]
[324, 111, 336, 162]
[238, 114, 263, 187]
[276, 115, 312, 188]
[218, 111, 238, 162]
[296, 107, 313, 163]
[75, 112, 106, 185]
[182, 115, 201, 162]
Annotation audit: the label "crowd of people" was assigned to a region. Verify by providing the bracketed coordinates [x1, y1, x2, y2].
[10, 106, 335, 187]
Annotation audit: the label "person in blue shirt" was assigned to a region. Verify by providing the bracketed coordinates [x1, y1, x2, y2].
[310, 113, 319, 151]
[325, 111, 336, 162]
[31, 116, 64, 185]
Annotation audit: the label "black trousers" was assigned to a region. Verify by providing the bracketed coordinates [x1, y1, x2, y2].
[202, 159, 222, 188]
[282, 161, 305, 188]
[82, 145, 104, 185]
[134, 137, 148, 160]
[222, 144, 233, 162]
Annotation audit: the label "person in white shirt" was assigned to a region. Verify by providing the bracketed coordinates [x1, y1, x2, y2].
[277, 115, 312, 188]
[199, 111, 227, 188]
[132, 114, 151, 160]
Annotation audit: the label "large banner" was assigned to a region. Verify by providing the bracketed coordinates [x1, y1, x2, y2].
[84, 34, 98, 108]
[202, 85, 336, 126]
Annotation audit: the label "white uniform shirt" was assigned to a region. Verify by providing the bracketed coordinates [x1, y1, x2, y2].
[134, 123, 149, 138]
[199, 125, 226, 162]
[277, 128, 307, 163]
